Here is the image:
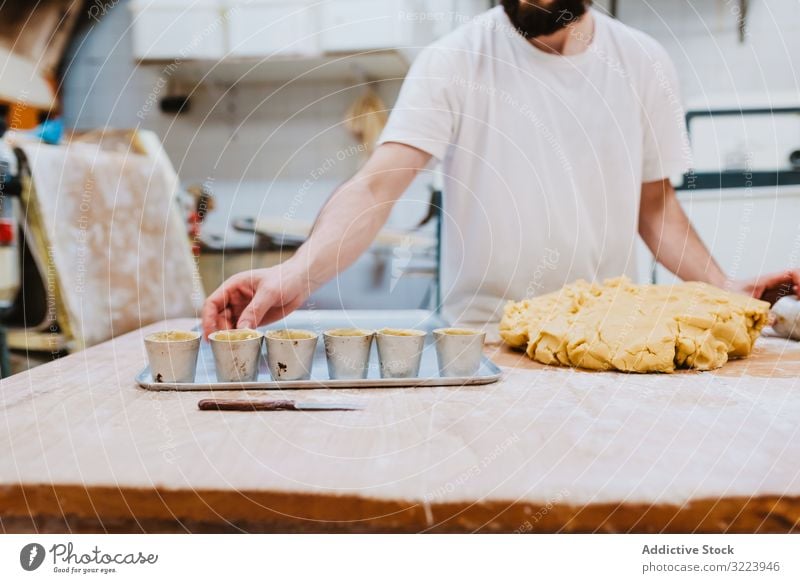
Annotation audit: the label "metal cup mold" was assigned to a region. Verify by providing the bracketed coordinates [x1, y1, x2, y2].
[144, 330, 201, 383]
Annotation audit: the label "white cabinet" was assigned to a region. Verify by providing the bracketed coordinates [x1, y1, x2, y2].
[130, 0, 226, 60]
[320, 0, 413, 53]
[318, 0, 487, 53]
[130, 0, 491, 79]
[227, 0, 318, 58]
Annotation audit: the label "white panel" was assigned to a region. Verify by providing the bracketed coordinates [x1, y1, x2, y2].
[319, 0, 408, 53]
[654, 187, 800, 284]
[690, 112, 800, 172]
[130, 1, 226, 60]
[227, 1, 319, 57]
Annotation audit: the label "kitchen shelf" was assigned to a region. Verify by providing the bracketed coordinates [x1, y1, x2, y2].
[141, 49, 416, 85]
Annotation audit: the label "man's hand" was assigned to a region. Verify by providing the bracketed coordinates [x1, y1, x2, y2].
[728, 269, 800, 304]
[638, 180, 800, 303]
[200, 143, 431, 338]
[201, 264, 308, 338]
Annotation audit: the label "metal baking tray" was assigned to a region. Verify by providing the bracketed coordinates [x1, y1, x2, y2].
[136, 309, 502, 391]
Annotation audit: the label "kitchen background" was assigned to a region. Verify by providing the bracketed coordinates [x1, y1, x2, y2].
[1, 0, 799, 373]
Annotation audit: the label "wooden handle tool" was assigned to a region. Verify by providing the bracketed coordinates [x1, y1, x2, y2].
[198, 399, 364, 412]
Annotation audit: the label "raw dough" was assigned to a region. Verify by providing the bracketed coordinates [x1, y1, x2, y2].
[500, 277, 770, 373]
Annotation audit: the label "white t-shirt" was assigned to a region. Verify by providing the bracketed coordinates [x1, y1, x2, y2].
[379, 7, 690, 325]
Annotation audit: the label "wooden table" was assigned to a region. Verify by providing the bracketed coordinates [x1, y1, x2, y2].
[1, 317, 799, 533]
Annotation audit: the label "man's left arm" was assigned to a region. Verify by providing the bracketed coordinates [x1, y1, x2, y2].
[638, 178, 800, 302]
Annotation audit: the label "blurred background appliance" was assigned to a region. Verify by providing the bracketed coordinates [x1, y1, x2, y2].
[649, 97, 800, 285]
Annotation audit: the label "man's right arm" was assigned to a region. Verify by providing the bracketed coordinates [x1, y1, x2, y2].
[201, 142, 432, 336]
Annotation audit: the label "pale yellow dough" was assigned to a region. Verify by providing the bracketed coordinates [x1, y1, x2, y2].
[499, 277, 770, 373]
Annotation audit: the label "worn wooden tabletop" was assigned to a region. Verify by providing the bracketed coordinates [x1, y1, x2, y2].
[1, 316, 799, 533]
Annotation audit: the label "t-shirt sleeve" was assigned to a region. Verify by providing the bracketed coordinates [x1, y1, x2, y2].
[377, 44, 460, 161]
[640, 48, 691, 183]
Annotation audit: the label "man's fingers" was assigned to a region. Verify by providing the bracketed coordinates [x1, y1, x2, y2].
[749, 270, 800, 304]
[790, 269, 800, 294]
[758, 271, 792, 290]
[201, 290, 226, 338]
[237, 286, 278, 329]
[202, 278, 245, 337]
[202, 270, 304, 334]
[201, 306, 215, 338]
[220, 307, 236, 330]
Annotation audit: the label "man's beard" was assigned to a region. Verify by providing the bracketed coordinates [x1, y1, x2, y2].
[501, 0, 591, 39]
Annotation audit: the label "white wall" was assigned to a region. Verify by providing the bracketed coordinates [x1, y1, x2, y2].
[65, 0, 402, 181]
[62, 0, 428, 237]
[62, 0, 800, 295]
[65, 0, 800, 180]
[62, 0, 440, 310]
[607, 0, 800, 104]
[599, 0, 800, 284]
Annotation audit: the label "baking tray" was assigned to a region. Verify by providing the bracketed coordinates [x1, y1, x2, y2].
[136, 309, 502, 391]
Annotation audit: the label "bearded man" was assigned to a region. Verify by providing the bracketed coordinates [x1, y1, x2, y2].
[202, 0, 800, 336]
